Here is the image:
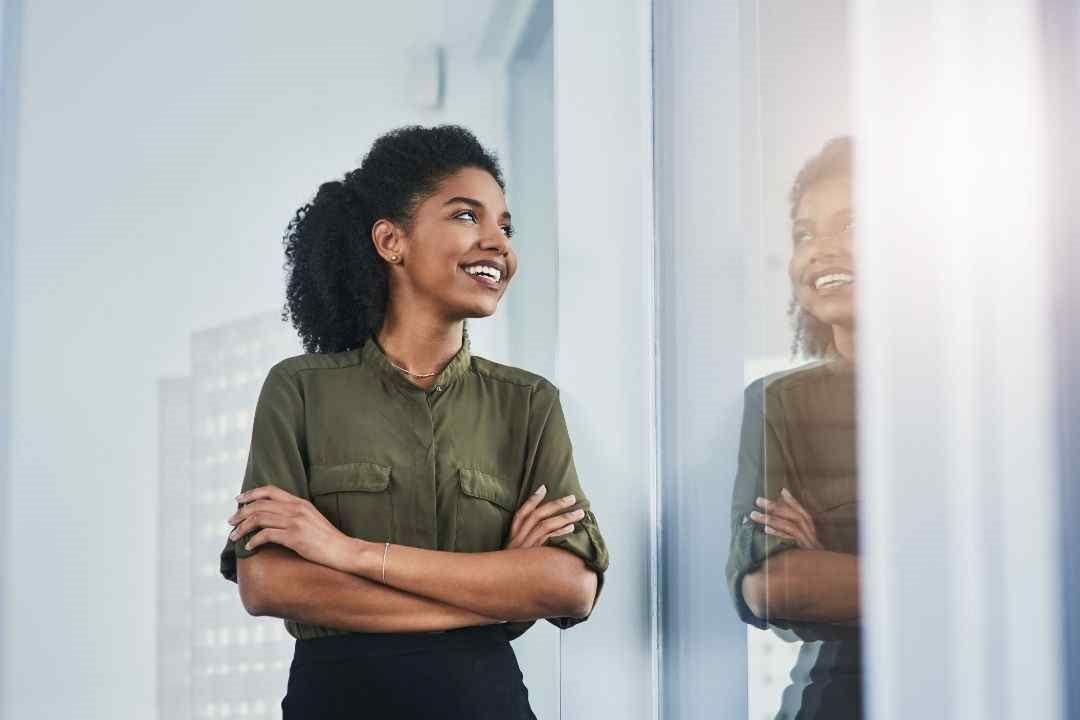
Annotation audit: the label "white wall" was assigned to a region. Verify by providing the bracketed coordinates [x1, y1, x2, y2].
[4, 2, 505, 716]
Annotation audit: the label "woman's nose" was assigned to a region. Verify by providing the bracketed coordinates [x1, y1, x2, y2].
[480, 225, 510, 254]
[805, 234, 847, 263]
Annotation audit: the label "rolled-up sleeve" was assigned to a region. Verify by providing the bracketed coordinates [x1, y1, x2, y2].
[219, 362, 309, 583]
[725, 378, 799, 629]
[526, 382, 610, 630]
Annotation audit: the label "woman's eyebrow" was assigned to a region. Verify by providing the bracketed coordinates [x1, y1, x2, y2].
[443, 196, 512, 222]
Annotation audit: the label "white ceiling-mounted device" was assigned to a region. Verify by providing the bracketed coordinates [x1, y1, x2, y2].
[407, 45, 445, 111]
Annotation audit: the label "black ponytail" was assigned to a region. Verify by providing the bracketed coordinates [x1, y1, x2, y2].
[282, 125, 504, 354]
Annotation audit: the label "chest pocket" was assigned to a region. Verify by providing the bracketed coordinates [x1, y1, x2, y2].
[309, 462, 394, 543]
[455, 468, 517, 553]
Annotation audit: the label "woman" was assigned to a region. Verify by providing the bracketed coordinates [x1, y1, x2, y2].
[725, 136, 861, 719]
[219, 125, 608, 719]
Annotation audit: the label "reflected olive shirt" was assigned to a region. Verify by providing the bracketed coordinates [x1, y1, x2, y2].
[220, 339, 609, 641]
[725, 359, 861, 719]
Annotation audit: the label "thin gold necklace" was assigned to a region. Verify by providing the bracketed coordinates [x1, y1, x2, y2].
[385, 358, 441, 380]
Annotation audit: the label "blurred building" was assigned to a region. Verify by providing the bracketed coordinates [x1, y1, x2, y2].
[158, 311, 301, 720]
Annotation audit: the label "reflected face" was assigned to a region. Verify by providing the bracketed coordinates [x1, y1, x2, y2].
[398, 167, 517, 320]
[788, 176, 855, 329]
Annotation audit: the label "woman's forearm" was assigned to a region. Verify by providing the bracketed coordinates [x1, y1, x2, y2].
[238, 546, 501, 633]
[741, 549, 860, 624]
[345, 542, 598, 622]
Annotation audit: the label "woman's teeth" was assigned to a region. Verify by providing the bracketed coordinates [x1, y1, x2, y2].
[464, 265, 502, 283]
[814, 273, 853, 290]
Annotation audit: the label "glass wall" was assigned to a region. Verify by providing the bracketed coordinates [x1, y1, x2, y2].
[656, 0, 1074, 718]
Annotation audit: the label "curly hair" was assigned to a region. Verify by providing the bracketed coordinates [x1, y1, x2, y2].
[282, 125, 505, 354]
[786, 135, 853, 359]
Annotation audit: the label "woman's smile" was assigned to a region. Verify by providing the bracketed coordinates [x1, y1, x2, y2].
[461, 259, 506, 288]
[808, 267, 855, 294]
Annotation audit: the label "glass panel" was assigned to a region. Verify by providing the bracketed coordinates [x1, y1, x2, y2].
[502, 2, 560, 718]
[738, 3, 857, 717]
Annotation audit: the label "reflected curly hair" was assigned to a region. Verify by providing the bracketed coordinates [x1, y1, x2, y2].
[787, 135, 853, 359]
[282, 125, 504, 354]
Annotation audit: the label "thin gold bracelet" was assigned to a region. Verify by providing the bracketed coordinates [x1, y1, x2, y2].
[381, 542, 391, 583]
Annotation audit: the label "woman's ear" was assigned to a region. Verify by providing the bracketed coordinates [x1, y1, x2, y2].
[371, 218, 404, 264]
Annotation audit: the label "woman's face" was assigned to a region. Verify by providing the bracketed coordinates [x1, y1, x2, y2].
[788, 175, 855, 329]
[393, 167, 517, 321]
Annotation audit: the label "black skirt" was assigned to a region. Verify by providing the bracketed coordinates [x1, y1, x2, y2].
[281, 624, 537, 719]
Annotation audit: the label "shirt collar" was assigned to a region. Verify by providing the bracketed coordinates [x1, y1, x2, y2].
[362, 337, 472, 392]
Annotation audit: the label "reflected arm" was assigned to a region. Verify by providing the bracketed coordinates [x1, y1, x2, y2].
[237, 545, 501, 633]
[740, 548, 860, 624]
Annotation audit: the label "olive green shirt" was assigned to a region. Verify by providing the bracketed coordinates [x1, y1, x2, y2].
[220, 339, 609, 641]
[725, 359, 861, 718]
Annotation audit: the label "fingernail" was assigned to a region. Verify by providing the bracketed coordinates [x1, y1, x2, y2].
[229, 531, 237, 540]
[755, 498, 766, 507]
[534, 485, 547, 496]
[565, 494, 576, 504]
[750, 511, 763, 520]
[235, 493, 244, 501]
[781, 488, 792, 498]
[573, 509, 585, 518]
[244, 541, 252, 550]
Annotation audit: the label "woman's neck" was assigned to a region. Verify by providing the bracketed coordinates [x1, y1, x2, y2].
[376, 307, 463, 387]
[832, 323, 856, 363]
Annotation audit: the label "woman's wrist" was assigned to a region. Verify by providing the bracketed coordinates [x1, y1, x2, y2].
[339, 536, 381, 577]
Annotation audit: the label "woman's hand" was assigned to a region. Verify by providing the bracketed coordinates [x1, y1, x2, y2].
[228, 485, 359, 574]
[504, 485, 585, 549]
[750, 488, 824, 551]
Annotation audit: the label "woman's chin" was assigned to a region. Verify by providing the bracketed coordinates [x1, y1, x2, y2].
[805, 298, 854, 328]
[458, 301, 501, 320]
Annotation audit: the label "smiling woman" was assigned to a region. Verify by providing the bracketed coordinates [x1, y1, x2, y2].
[218, 125, 608, 720]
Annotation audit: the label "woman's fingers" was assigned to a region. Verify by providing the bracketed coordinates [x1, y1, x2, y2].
[780, 488, 816, 528]
[229, 509, 292, 542]
[521, 508, 585, 547]
[510, 485, 547, 537]
[755, 497, 810, 536]
[228, 498, 293, 526]
[756, 496, 816, 545]
[245, 527, 287, 552]
[510, 494, 578, 546]
[749, 510, 813, 549]
[763, 525, 797, 541]
[540, 524, 577, 544]
[776, 490, 824, 550]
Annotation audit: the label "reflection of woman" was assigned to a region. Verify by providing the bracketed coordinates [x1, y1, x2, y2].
[725, 137, 861, 719]
[219, 126, 608, 719]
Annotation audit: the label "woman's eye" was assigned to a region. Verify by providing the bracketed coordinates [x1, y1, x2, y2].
[454, 209, 478, 223]
[794, 230, 813, 244]
[501, 225, 515, 239]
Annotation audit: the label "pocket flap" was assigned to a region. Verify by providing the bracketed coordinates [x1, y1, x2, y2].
[459, 468, 517, 512]
[309, 462, 391, 495]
